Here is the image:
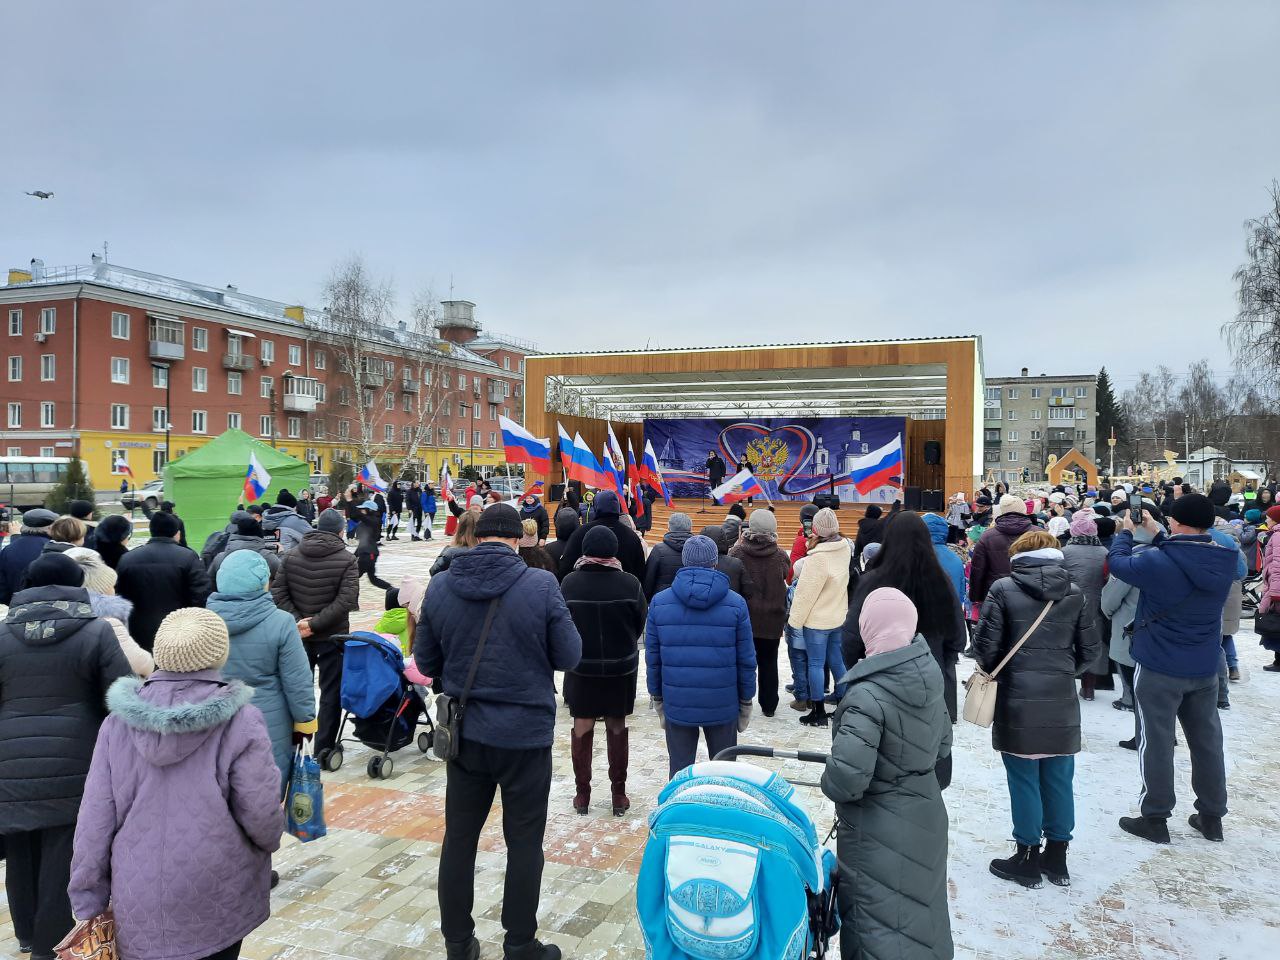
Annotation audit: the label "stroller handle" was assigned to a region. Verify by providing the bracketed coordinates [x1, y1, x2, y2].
[713, 745, 828, 765]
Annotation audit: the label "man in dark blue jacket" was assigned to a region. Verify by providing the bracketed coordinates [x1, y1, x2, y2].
[1107, 493, 1237, 845]
[416, 502, 581, 960]
[0, 508, 57, 605]
[646, 534, 756, 778]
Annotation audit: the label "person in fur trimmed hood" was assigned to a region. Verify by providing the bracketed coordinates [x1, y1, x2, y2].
[69, 608, 283, 960]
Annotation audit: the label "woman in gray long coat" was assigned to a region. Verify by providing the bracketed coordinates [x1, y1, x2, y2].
[1060, 513, 1109, 699]
[822, 587, 953, 960]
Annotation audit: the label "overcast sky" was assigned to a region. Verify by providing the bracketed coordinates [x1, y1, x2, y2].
[5, 2, 1277, 389]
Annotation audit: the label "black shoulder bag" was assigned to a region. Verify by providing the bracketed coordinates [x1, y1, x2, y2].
[433, 597, 501, 762]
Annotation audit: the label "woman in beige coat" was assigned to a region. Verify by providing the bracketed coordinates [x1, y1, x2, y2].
[787, 507, 851, 727]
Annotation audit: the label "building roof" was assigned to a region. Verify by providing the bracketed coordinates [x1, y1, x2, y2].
[534, 334, 979, 360]
[987, 373, 1095, 383]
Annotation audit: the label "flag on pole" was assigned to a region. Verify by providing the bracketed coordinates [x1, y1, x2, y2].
[499, 416, 552, 471]
[846, 436, 904, 494]
[606, 423, 627, 494]
[642, 439, 673, 505]
[556, 422, 576, 479]
[602, 443, 629, 503]
[570, 433, 616, 490]
[525, 480, 545, 498]
[359, 460, 388, 493]
[117, 462, 135, 480]
[626, 438, 643, 503]
[440, 463, 454, 502]
[243, 453, 272, 503]
[710, 469, 765, 505]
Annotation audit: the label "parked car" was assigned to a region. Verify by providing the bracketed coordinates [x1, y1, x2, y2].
[122, 479, 165, 511]
[487, 476, 525, 497]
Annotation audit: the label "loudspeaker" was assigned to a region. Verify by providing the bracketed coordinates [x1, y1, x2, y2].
[550, 483, 566, 503]
[923, 440, 942, 465]
[812, 493, 841, 510]
[922, 489, 945, 512]
[903, 486, 922, 511]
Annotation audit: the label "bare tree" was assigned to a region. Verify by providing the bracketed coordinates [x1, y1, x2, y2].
[1224, 181, 1280, 391]
[392, 286, 462, 478]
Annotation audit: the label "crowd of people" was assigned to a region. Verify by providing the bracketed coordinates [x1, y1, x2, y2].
[0, 469, 1272, 960]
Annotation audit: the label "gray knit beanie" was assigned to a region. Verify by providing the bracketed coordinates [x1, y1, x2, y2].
[747, 509, 777, 536]
[317, 508, 345, 534]
[681, 534, 719, 568]
[668, 512, 692, 534]
[153, 608, 230, 673]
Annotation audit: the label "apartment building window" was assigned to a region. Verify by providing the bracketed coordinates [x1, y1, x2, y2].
[489, 406, 497, 421]
[111, 312, 129, 339]
[338, 420, 350, 439]
[384, 391, 395, 410]
[260, 340, 275, 364]
[192, 367, 207, 392]
[111, 358, 129, 384]
[313, 420, 324, 440]
[1075, 386, 1087, 398]
[472, 403, 480, 420]
[6, 446, 20, 456]
[41, 402, 55, 428]
[384, 424, 394, 442]
[288, 344, 301, 366]
[192, 327, 208, 351]
[362, 388, 374, 408]
[227, 371, 242, 395]
[503, 356, 511, 370]
[6, 403, 20, 428]
[7, 310, 20, 336]
[111, 404, 129, 429]
[1008, 430, 1019, 442]
[152, 407, 167, 431]
[1076, 430, 1087, 441]
[1007, 387, 1019, 400]
[441, 399, 451, 416]
[488, 431, 497, 448]
[40, 447, 55, 458]
[442, 372, 451, 389]
[192, 410, 207, 434]
[438, 427, 449, 445]
[985, 429, 1001, 443]
[152, 364, 168, 388]
[385, 360, 395, 378]
[1031, 409, 1042, 420]
[399, 425, 409, 443]
[1051, 387, 1066, 399]
[287, 416, 301, 439]
[41, 354, 55, 380]
[1031, 387, 1042, 399]
[1049, 407, 1073, 420]
[1007, 410, 1017, 421]
[423, 368, 432, 385]
[457, 428, 466, 446]
[7, 356, 20, 381]
[473, 430, 481, 448]
[260, 376, 273, 398]
[985, 387, 1001, 401]
[314, 350, 326, 370]
[40, 307, 55, 334]
[519, 359, 524, 373]
[1007, 451, 1019, 462]
[1076, 407, 1088, 420]
[260, 416, 273, 437]
[228, 413, 242, 430]
[1031, 430, 1041, 440]
[472, 376, 481, 393]
[312, 382, 324, 403]
[402, 394, 412, 412]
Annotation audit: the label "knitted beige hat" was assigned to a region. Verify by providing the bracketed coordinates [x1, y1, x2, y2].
[812, 507, 840, 538]
[153, 608, 230, 673]
[63, 546, 117, 595]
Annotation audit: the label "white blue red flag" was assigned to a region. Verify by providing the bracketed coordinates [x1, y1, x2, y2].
[359, 460, 388, 493]
[440, 463, 454, 501]
[243, 453, 272, 503]
[499, 416, 552, 472]
[556, 422, 576, 478]
[711, 469, 765, 505]
[625, 439, 643, 503]
[601, 443, 629, 503]
[641, 439, 672, 505]
[847, 435, 904, 494]
[570, 433, 616, 490]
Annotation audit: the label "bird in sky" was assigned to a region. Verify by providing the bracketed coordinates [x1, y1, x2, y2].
[24, 190, 54, 199]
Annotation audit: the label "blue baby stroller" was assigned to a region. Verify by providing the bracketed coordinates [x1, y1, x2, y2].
[638, 746, 839, 960]
[322, 631, 434, 780]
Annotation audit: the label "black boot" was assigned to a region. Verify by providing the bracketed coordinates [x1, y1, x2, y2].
[1118, 737, 1137, 750]
[799, 701, 828, 727]
[1119, 815, 1170, 844]
[504, 940, 561, 960]
[446, 937, 481, 960]
[1265, 653, 1280, 673]
[570, 729, 593, 815]
[989, 843, 1043, 888]
[1041, 840, 1070, 887]
[1189, 813, 1224, 842]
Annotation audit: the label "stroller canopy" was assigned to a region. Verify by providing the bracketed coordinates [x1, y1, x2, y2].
[341, 632, 405, 718]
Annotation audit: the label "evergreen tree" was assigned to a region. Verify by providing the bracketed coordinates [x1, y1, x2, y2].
[1096, 367, 1127, 448]
[327, 460, 355, 493]
[45, 458, 96, 515]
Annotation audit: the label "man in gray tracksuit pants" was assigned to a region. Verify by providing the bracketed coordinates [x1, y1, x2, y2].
[1107, 493, 1237, 845]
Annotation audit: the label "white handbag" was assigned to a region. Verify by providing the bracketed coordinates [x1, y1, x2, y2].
[962, 601, 1054, 727]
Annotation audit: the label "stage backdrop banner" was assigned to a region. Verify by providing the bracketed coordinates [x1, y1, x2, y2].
[644, 416, 906, 503]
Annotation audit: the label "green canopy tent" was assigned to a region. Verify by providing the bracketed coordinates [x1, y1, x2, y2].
[163, 429, 310, 554]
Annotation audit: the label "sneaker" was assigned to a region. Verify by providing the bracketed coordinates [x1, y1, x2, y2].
[446, 937, 481, 960]
[504, 939, 561, 960]
[1228, 666, 1241, 682]
[1188, 813, 1224, 842]
[18, 942, 32, 955]
[1112, 699, 1134, 712]
[1118, 738, 1137, 751]
[989, 843, 1043, 888]
[1119, 815, 1170, 844]
[788, 699, 809, 713]
[1041, 839, 1070, 887]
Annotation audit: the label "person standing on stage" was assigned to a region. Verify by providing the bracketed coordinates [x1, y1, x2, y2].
[704, 449, 727, 512]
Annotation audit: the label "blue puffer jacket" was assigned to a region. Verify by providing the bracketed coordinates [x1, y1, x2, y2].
[415, 543, 582, 750]
[923, 513, 967, 612]
[645, 566, 756, 727]
[1107, 531, 1239, 678]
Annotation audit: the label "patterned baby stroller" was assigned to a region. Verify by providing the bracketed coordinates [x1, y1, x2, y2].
[637, 746, 839, 960]
[321, 631, 434, 780]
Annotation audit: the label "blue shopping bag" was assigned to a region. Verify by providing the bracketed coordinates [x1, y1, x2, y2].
[286, 746, 327, 842]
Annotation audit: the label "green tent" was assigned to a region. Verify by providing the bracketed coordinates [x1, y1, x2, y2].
[163, 429, 310, 553]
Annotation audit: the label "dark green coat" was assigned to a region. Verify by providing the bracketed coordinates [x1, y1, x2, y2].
[821, 636, 954, 960]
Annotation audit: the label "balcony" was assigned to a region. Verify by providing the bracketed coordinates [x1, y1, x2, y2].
[148, 317, 185, 361]
[487, 382, 506, 403]
[362, 370, 385, 387]
[222, 353, 255, 371]
[282, 375, 320, 413]
[400, 378, 420, 394]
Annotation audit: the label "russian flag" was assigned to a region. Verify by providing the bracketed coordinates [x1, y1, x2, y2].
[557, 421, 576, 478]
[525, 480, 545, 498]
[570, 433, 616, 490]
[626, 438, 642, 502]
[243, 453, 272, 503]
[711, 469, 765, 505]
[642, 439, 673, 505]
[499, 416, 552, 472]
[440, 463, 454, 501]
[606, 424, 628, 497]
[848, 435, 904, 494]
[359, 460, 388, 493]
[602, 443, 629, 502]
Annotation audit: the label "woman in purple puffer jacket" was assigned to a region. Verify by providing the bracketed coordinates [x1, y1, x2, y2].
[69, 607, 283, 960]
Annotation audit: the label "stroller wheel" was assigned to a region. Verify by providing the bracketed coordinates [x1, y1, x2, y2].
[417, 731, 434, 753]
[319, 747, 343, 772]
[367, 755, 393, 779]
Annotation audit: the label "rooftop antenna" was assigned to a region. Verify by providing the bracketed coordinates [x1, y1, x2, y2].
[102, 241, 109, 262]
[449, 274, 454, 299]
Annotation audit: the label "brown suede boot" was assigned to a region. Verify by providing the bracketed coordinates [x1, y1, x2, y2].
[1079, 673, 1096, 701]
[606, 726, 630, 816]
[571, 729, 593, 815]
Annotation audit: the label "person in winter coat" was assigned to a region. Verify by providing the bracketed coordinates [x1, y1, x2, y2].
[788, 508, 851, 727]
[0, 553, 133, 959]
[67, 500, 98, 553]
[701, 525, 754, 598]
[791, 502, 820, 564]
[646, 535, 756, 778]
[407, 480, 425, 540]
[923, 512, 967, 613]
[704, 450, 727, 505]
[1061, 513, 1110, 700]
[557, 490, 646, 583]
[643, 512, 693, 598]
[853, 504, 885, 564]
[544, 507, 579, 572]
[1109, 494, 1238, 844]
[64, 547, 154, 677]
[354, 499, 392, 590]
[200, 511, 247, 570]
[415, 503, 582, 960]
[209, 515, 282, 581]
[973, 529, 1096, 889]
[519, 519, 558, 573]
[822, 588, 954, 960]
[69, 608, 284, 960]
[729, 509, 792, 717]
[44, 515, 87, 553]
[561, 527, 647, 817]
[271, 509, 360, 761]
[843, 511, 966, 789]
[1240, 510, 1262, 576]
[296, 489, 317, 524]
[633, 483, 655, 535]
[969, 494, 1035, 604]
[385, 483, 405, 541]
[262, 491, 312, 553]
[1100, 510, 1163, 743]
[519, 492, 550, 543]
[115, 511, 212, 651]
[92, 513, 132, 570]
[0, 507, 56, 605]
[1258, 504, 1280, 672]
[430, 512, 480, 576]
[421, 483, 438, 539]
[1210, 518, 1247, 694]
[209, 550, 316, 786]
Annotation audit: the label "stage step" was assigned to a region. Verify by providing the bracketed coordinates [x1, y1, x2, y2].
[646, 498, 867, 550]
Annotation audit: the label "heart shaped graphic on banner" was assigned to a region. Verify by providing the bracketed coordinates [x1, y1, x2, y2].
[717, 422, 816, 488]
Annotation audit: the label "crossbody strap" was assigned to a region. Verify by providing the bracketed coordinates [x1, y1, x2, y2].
[989, 600, 1054, 679]
[458, 597, 501, 711]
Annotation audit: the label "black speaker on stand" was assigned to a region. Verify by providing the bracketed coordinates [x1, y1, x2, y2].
[921, 489, 945, 512]
[903, 486, 922, 511]
[923, 440, 942, 465]
[550, 483, 566, 503]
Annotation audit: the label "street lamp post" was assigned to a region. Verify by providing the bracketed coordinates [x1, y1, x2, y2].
[459, 402, 475, 475]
